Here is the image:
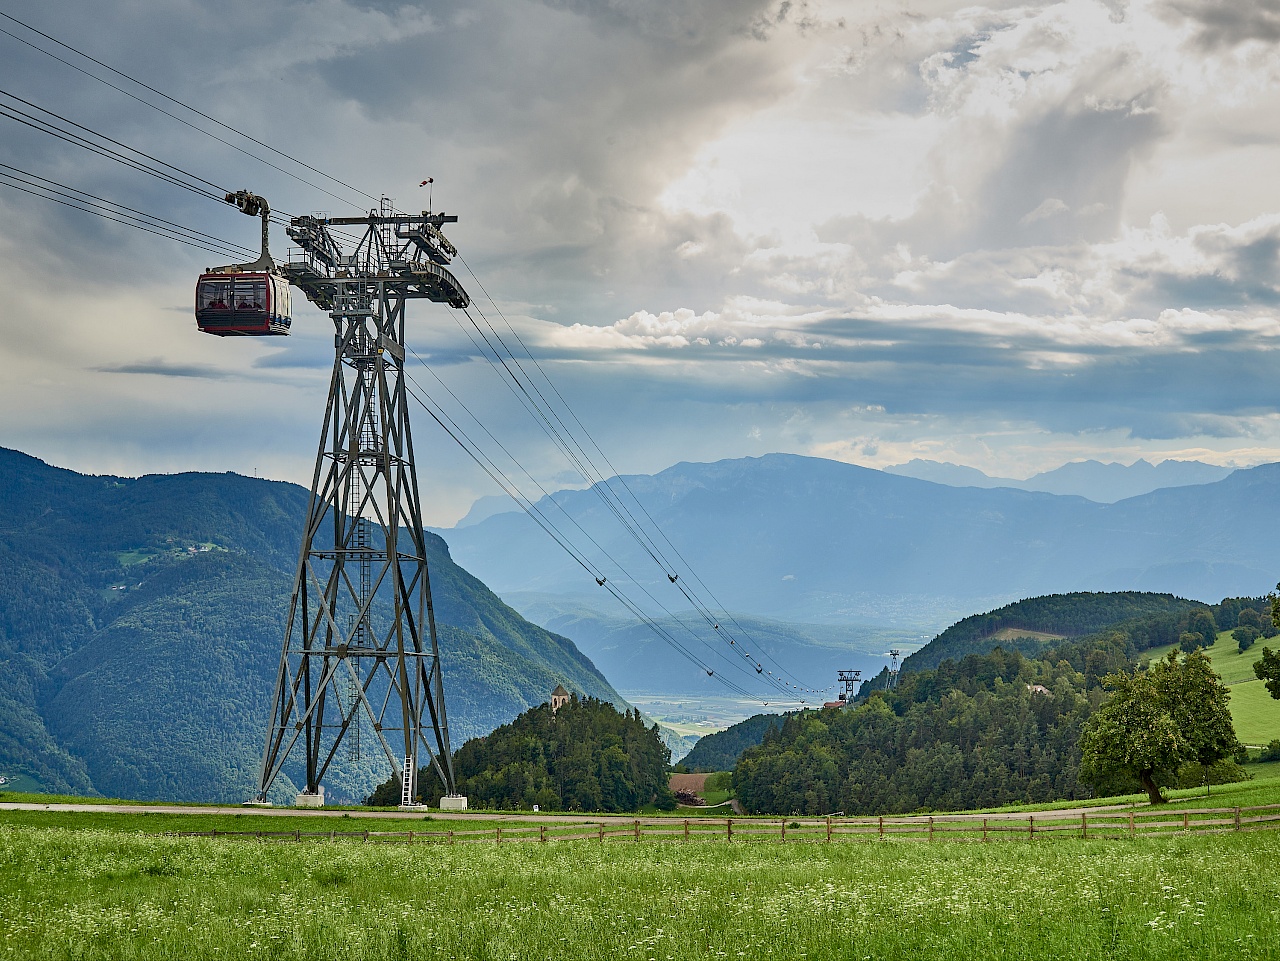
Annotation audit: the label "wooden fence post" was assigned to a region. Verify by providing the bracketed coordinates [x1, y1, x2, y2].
[1028, 816, 1034, 840]
[780, 819, 786, 841]
[928, 816, 934, 841]
[879, 816, 884, 839]
[982, 818, 988, 842]
[598, 823, 604, 843]
[635, 819, 641, 842]
[540, 824, 546, 843]
[1081, 813, 1086, 839]
[727, 819, 732, 841]
[448, 830, 454, 845]
[1128, 812, 1135, 836]
[408, 831, 414, 844]
[826, 816, 832, 842]
[1235, 807, 1241, 831]
[1183, 812, 1189, 832]
[683, 819, 689, 842]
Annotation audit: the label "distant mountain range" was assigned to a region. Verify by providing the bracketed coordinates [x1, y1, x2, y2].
[885, 457, 1233, 503]
[0, 448, 622, 803]
[439, 454, 1280, 642]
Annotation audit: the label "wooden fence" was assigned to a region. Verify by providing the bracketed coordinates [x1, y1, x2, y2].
[164, 803, 1280, 845]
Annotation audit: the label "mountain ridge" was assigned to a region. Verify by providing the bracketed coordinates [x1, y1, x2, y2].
[0, 448, 623, 803]
[439, 453, 1280, 630]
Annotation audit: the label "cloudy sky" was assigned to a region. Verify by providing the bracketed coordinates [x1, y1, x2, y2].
[2, 0, 1280, 523]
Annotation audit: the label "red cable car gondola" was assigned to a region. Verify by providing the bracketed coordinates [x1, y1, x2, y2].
[195, 190, 292, 336]
[195, 271, 291, 336]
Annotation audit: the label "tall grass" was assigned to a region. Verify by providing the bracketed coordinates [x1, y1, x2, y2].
[2, 825, 1277, 960]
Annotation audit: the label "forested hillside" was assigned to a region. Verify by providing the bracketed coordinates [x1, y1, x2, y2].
[680, 713, 783, 773]
[734, 648, 1098, 815]
[0, 448, 622, 803]
[901, 592, 1204, 672]
[683, 591, 1275, 777]
[368, 696, 675, 812]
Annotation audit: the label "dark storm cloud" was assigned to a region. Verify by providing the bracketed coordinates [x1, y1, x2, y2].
[94, 359, 230, 379]
[1165, 0, 1280, 49]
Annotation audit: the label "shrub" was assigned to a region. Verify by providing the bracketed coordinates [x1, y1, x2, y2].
[1234, 625, 1260, 653]
[1175, 760, 1251, 788]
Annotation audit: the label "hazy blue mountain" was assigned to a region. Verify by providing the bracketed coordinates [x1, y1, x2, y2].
[454, 493, 520, 528]
[886, 457, 1234, 503]
[0, 448, 622, 803]
[440, 454, 1280, 638]
[884, 459, 1018, 489]
[1024, 458, 1233, 501]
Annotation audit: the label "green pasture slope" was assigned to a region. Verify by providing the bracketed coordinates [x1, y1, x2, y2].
[1144, 632, 1280, 746]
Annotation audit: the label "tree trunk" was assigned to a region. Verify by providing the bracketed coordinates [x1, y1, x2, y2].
[1139, 770, 1165, 805]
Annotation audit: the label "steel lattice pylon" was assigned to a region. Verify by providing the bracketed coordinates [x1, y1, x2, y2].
[250, 203, 470, 806]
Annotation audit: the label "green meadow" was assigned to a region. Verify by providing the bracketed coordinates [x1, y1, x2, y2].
[2, 821, 1278, 961]
[1144, 632, 1280, 746]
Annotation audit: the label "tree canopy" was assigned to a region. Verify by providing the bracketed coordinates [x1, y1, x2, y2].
[368, 695, 676, 812]
[1080, 650, 1238, 804]
[1256, 648, 1280, 700]
[733, 647, 1097, 816]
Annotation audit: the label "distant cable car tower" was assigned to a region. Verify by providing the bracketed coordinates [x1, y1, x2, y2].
[837, 669, 861, 702]
[203, 194, 470, 809]
[887, 649, 902, 690]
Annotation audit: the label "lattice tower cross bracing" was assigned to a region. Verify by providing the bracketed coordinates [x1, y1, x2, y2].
[251, 203, 469, 807]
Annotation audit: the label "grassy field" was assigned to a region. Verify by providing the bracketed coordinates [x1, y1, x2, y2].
[1144, 632, 1280, 746]
[2, 823, 1277, 960]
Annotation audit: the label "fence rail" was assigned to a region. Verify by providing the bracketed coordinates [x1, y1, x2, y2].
[161, 803, 1280, 846]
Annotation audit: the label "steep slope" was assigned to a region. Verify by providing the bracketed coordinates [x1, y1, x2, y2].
[0, 448, 622, 803]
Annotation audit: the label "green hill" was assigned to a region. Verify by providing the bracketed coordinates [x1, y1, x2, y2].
[1141, 631, 1280, 748]
[681, 591, 1268, 773]
[0, 448, 622, 803]
[369, 695, 676, 811]
[900, 592, 1204, 672]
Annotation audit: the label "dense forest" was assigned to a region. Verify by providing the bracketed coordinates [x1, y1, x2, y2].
[368, 696, 676, 812]
[900, 592, 1207, 672]
[734, 633, 1251, 815]
[691, 591, 1269, 793]
[680, 712, 782, 773]
[734, 648, 1097, 814]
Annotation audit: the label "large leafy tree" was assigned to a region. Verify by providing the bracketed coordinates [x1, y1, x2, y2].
[1080, 650, 1238, 804]
[1256, 648, 1280, 700]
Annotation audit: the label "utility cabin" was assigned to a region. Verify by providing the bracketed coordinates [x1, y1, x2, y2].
[195, 271, 291, 336]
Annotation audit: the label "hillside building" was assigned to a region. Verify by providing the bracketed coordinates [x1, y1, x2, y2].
[550, 684, 570, 713]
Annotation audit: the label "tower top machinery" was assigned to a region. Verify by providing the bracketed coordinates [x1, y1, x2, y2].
[198, 193, 469, 808]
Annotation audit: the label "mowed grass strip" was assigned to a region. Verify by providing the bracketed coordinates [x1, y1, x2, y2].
[3, 826, 1279, 961]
